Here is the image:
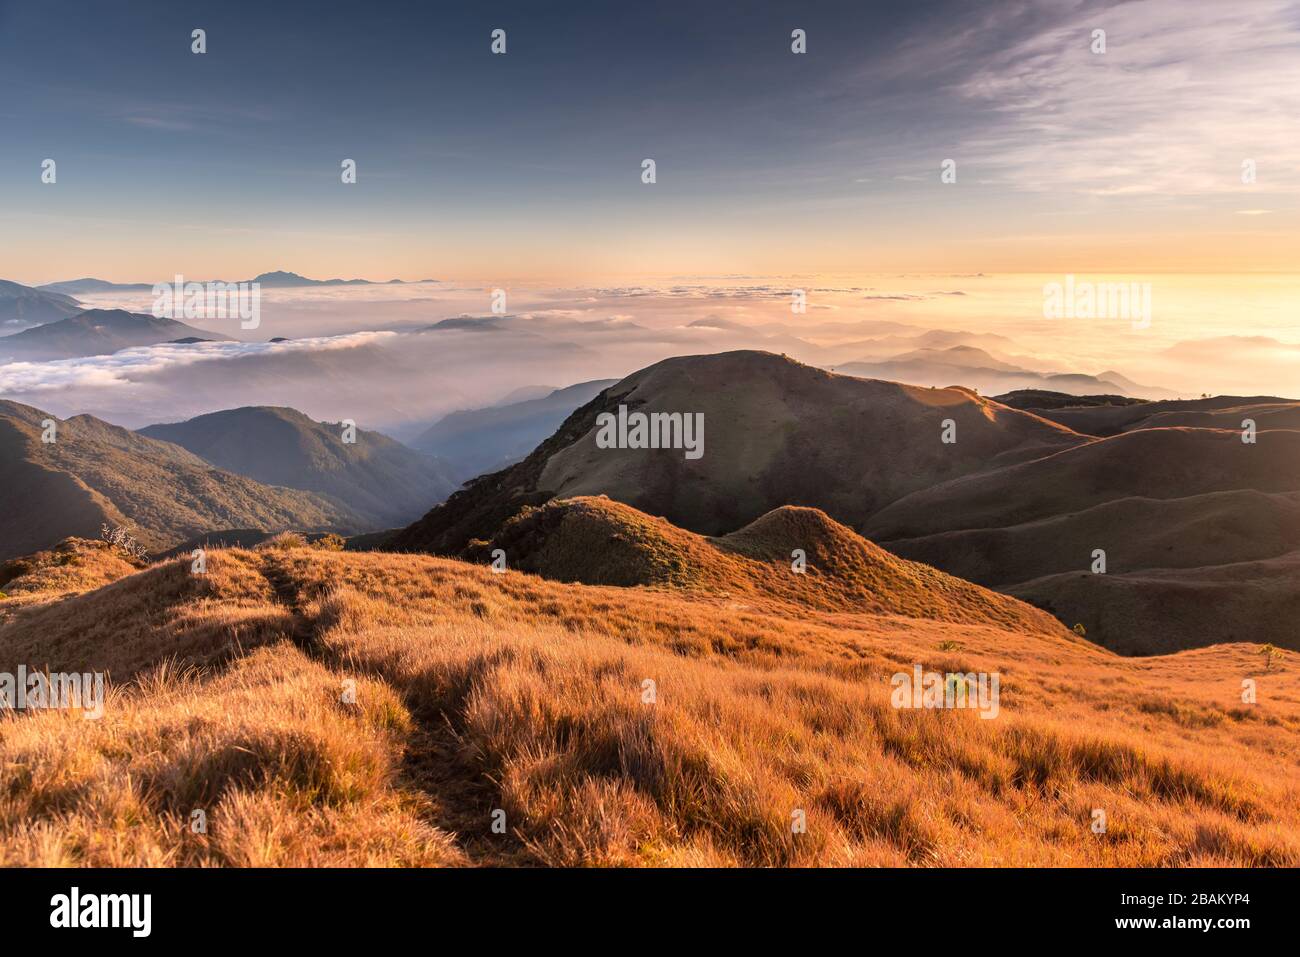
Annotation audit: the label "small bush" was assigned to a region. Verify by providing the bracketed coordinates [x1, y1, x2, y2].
[257, 532, 308, 551]
[100, 523, 149, 562]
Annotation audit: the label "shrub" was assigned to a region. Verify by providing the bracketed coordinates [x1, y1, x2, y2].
[257, 532, 308, 551]
[312, 534, 347, 552]
[100, 523, 149, 562]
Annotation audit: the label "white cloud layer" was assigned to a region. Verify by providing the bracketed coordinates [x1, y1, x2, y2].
[3, 278, 1297, 432]
[0, 331, 394, 393]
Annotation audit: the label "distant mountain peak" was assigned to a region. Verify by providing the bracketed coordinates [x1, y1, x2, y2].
[247, 270, 400, 287]
[251, 270, 310, 284]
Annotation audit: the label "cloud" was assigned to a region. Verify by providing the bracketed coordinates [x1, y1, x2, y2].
[5, 280, 1289, 435]
[1161, 335, 1300, 360]
[0, 331, 393, 394]
[954, 0, 1300, 196]
[686, 317, 752, 331]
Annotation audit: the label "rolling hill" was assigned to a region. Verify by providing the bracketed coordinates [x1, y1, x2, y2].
[867, 427, 1300, 539]
[865, 426, 1300, 653]
[140, 406, 456, 528]
[1001, 391, 1300, 437]
[0, 308, 233, 360]
[0, 400, 364, 561]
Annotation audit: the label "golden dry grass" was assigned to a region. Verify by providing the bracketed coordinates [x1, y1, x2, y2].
[0, 537, 141, 623]
[1, 540, 1296, 867]
[482, 496, 1068, 635]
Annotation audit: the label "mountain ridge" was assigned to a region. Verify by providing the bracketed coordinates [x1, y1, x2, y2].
[0, 399, 364, 561]
[140, 405, 456, 528]
[0, 308, 234, 360]
[0, 279, 83, 328]
[35, 271, 430, 294]
[393, 350, 1084, 552]
[468, 494, 1069, 635]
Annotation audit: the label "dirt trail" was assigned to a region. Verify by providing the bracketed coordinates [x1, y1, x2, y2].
[254, 552, 533, 865]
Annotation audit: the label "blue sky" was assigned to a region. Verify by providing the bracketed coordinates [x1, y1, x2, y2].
[2, 0, 1297, 281]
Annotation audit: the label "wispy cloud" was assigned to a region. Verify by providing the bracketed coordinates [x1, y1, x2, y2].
[955, 0, 1300, 196]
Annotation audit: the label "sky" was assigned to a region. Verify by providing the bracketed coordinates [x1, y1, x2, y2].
[2, 0, 1299, 282]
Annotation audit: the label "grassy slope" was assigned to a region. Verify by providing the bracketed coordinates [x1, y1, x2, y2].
[1, 538, 1295, 867]
[474, 495, 1067, 635]
[868, 428, 1300, 540]
[1010, 551, 1300, 655]
[0, 538, 141, 616]
[884, 490, 1300, 589]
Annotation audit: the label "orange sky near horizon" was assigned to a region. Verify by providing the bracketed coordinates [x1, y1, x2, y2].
[7, 211, 1299, 287]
